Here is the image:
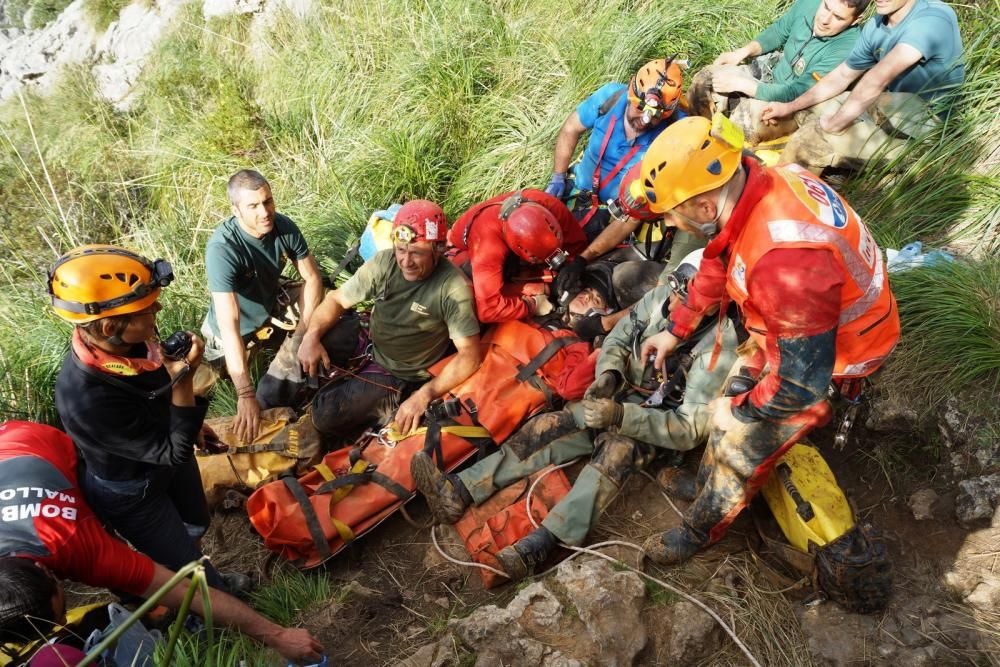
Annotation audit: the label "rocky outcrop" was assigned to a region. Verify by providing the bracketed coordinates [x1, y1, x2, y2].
[0, 0, 314, 109]
[955, 472, 1000, 524]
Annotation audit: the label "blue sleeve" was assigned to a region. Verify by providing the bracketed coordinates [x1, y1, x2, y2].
[845, 19, 879, 71]
[576, 82, 627, 129]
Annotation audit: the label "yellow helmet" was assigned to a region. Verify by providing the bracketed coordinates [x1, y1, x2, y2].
[48, 245, 174, 323]
[639, 114, 744, 215]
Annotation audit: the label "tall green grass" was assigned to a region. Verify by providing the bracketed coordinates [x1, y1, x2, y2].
[0, 0, 997, 425]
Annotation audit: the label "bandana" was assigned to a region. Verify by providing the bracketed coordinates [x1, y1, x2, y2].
[72, 328, 163, 377]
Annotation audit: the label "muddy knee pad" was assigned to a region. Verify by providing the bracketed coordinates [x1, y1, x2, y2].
[591, 432, 644, 486]
[506, 410, 582, 461]
[781, 121, 836, 173]
[320, 310, 364, 367]
[612, 260, 661, 307]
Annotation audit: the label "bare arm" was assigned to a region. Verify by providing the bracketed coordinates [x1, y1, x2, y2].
[297, 288, 356, 377]
[714, 40, 763, 66]
[291, 254, 324, 333]
[553, 111, 587, 174]
[212, 291, 260, 442]
[761, 63, 863, 122]
[580, 216, 642, 261]
[393, 334, 483, 434]
[147, 564, 323, 663]
[823, 44, 924, 133]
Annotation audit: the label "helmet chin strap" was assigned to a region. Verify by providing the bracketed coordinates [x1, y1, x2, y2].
[673, 166, 743, 238]
[105, 317, 131, 347]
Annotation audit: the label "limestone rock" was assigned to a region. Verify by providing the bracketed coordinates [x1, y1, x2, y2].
[553, 558, 646, 666]
[395, 637, 459, 667]
[864, 392, 921, 434]
[662, 600, 723, 666]
[203, 0, 264, 20]
[796, 604, 877, 667]
[955, 473, 1000, 523]
[907, 488, 938, 520]
[449, 598, 581, 667]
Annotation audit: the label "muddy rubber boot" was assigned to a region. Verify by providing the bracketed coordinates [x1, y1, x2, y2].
[411, 451, 471, 525]
[643, 525, 704, 566]
[656, 467, 698, 502]
[496, 526, 557, 581]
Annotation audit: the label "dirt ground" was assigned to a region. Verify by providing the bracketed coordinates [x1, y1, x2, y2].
[82, 410, 997, 667]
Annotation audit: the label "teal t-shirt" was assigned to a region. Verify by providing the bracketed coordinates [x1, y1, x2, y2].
[845, 0, 964, 104]
[205, 213, 309, 337]
[339, 250, 480, 381]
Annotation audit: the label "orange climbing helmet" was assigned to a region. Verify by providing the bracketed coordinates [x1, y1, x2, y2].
[48, 245, 173, 324]
[628, 57, 683, 121]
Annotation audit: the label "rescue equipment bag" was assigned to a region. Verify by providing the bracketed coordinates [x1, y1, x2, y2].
[454, 466, 572, 588]
[196, 407, 323, 510]
[247, 320, 581, 567]
[759, 443, 892, 613]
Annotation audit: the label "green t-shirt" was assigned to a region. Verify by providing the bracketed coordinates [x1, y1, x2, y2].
[204, 213, 309, 337]
[339, 250, 480, 381]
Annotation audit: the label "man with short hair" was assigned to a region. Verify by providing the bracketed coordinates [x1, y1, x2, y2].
[298, 200, 482, 439]
[203, 170, 325, 443]
[0, 420, 322, 663]
[688, 0, 869, 144]
[761, 0, 963, 173]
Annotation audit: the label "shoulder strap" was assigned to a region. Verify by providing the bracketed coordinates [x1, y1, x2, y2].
[69, 351, 184, 401]
[597, 88, 626, 117]
[515, 335, 583, 383]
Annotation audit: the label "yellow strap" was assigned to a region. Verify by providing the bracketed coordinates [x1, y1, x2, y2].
[314, 462, 335, 482]
[331, 517, 356, 543]
[329, 459, 371, 505]
[385, 424, 491, 442]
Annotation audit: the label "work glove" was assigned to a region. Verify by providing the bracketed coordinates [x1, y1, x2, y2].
[573, 312, 607, 341]
[584, 370, 618, 400]
[553, 256, 587, 305]
[582, 398, 624, 429]
[544, 172, 568, 199]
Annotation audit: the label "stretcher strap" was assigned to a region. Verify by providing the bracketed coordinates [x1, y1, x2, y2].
[313, 469, 412, 501]
[227, 441, 291, 455]
[281, 475, 332, 561]
[514, 336, 582, 382]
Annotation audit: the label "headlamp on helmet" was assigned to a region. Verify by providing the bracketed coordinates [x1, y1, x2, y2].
[47, 245, 173, 323]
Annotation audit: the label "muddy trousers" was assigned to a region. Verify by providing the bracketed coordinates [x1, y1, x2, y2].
[680, 404, 828, 548]
[457, 407, 650, 545]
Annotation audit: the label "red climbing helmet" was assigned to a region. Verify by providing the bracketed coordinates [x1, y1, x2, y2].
[499, 192, 568, 269]
[393, 199, 448, 244]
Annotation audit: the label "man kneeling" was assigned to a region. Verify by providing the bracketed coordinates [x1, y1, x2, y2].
[298, 200, 482, 439]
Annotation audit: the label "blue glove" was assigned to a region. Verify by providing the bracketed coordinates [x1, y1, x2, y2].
[544, 172, 568, 199]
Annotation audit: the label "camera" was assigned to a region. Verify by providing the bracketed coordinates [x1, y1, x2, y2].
[161, 330, 193, 361]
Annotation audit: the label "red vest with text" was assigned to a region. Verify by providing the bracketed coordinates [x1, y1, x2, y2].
[726, 165, 899, 379]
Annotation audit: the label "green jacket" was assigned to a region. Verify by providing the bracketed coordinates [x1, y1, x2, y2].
[754, 0, 860, 102]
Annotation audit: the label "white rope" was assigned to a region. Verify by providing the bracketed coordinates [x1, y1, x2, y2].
[430, 524, 508, 579]
[524, 461, 762, 667]
[428, 460, 763, 667]
[639, 469, 686, 518]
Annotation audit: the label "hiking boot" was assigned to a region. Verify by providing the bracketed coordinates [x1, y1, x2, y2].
[411, 451, 470, 525]
[219, 571, 255, 599]
[643, 525, 704, 566]
[656, 467, 698, 502]
[496, 526, 557, 581]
